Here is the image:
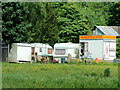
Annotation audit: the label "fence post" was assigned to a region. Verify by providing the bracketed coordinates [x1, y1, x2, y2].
[8, 44, 9, 62]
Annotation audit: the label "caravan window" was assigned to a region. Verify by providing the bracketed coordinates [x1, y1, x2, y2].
[48, 48, 52, 54]
[55, 49, 66, 55]
[74, 48, 78, 54]
[40, 48, 42, 52]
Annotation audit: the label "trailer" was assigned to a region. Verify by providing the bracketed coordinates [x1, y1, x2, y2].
[79, 35, 116, 61]
[53, 42, 79, 63]
[9, 43, 31, 63]
[31, 43, 53, 61]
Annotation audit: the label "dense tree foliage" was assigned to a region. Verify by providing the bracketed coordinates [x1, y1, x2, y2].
[2, 2, 120, 49]
[24, 2, 46, 42]
[108, 2, 120, 26]
[39, 3, 59, 47]
[56, 3, 91, 43]
[2, 2, 31, 43]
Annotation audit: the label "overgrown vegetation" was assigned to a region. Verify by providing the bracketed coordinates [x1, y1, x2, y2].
[2, 63, 118, 88]
[116, 38, 120, 58]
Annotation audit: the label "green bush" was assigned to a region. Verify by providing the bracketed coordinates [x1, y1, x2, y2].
[91, 72, 97, 76]
[116, 38, 120, 58]
[104, 68, 110, 77]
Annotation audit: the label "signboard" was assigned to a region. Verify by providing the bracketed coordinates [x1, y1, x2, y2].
[80, 35, 103, 39]
[104, 36, 116, 39]
[79, 35, 116, 40]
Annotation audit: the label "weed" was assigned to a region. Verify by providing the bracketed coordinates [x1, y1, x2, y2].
[104, 68, 110, 77]
[91, 72, 97, 76]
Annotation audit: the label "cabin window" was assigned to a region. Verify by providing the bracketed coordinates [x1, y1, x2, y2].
[48, 48, 52, 54]
[55, 49, 66, 55]
[40, 48, 42, 52]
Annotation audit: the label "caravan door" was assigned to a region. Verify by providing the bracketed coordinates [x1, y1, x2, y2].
[104, 42, 109, 59]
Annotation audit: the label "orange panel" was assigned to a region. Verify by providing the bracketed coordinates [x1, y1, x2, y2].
[103, 36, 116, 39]
[79, 35, 103, 39]
[79, 35, 116, 40]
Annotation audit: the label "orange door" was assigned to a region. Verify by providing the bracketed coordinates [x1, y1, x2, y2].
[32, 47, 35, 55]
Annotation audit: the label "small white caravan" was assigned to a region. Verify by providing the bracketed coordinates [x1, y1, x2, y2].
[31, 43, 53, 59]
[9, 43, 31, 62]
[53, 42, 79, 63]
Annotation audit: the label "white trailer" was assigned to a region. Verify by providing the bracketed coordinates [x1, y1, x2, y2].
[31, 43, 53, 60]
[53, 43, 79, 63]
[9, 43, 31, 62]
[79, 35, 116, 61]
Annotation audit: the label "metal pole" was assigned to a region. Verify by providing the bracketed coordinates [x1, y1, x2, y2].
[8, 44, 9, 62]
[79, 39, 81, 59]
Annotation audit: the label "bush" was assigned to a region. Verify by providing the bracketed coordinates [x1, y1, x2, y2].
[91, 72, 97, 76]
[104, 68, 110, 77]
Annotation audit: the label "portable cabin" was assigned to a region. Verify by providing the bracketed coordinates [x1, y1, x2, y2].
[31, 43, 53, 60]
[79, 35, 116, 61]
[53, 43, 79, 63]
[9, 43, 31, 62]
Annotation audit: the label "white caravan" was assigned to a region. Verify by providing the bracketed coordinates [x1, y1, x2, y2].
[31, 43, 53, 59]
[9, 43, 31, 62]
[53, 42, 79, 63]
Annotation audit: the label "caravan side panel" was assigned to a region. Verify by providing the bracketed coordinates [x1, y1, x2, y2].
[17, 46, 31, 61]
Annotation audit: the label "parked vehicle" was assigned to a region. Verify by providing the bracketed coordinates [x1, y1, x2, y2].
[31, 43, 53, 62]
[9, 43, 31, 63]
[53, 42, 79, 63]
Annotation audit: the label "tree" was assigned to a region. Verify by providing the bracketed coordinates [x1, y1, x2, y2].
[2, 2, 31, 44]
[2, 2, 59, 47]
[108, 2, 120, 26]
[83, 2, 112, 29]
[56, 2, 91, 43]
[39, 3, 59, 47]
[24, 2, 46, 42]
[116, 38, 120, 58]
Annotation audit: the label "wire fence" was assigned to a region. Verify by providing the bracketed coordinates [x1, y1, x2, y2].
[1, 43, 9, 62]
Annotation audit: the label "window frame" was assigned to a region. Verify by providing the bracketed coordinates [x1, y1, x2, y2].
[55, 49, 66, 55]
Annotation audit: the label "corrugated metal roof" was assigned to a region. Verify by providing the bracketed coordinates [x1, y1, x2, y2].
[109, 26, 120, 35]
[96, 26, 119, 36]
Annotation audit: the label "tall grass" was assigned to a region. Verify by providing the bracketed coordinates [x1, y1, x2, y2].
[2, 62, 118, 88]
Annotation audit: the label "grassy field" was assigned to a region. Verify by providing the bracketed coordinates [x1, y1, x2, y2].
[2, 62, 118, 88]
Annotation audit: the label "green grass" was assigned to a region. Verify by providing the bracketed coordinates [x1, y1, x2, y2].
[2, 62, 118, 88]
